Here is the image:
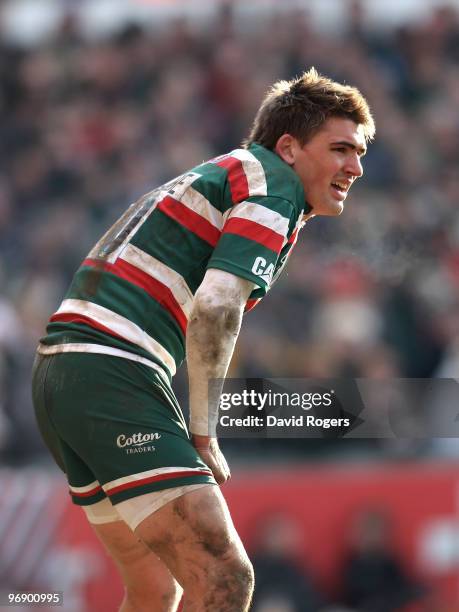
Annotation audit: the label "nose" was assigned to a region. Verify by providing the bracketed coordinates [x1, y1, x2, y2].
[345, 153, 363, 178]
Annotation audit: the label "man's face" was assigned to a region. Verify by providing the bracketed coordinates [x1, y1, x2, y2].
[284, 117, 367, 216]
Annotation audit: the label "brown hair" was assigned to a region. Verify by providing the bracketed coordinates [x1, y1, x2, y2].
[244, 67, 375, 149]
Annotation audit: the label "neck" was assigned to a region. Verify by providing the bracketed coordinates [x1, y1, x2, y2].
[302, 210, 316, 223]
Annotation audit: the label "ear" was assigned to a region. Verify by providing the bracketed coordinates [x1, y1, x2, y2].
[274, 134, 297, 165]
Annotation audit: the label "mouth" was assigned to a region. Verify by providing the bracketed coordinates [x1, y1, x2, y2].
[330, 180, 351, 201]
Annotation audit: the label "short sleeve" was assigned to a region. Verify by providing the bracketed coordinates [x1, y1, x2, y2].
[207, 196, 297, 294]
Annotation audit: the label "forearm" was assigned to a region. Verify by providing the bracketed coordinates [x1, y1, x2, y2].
[187, 299, 243, 436]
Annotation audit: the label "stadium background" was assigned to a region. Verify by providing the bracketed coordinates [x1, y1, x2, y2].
[1, 0, 459, 609]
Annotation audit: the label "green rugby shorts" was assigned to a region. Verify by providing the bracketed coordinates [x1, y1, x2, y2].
[31, 352, 215, 506]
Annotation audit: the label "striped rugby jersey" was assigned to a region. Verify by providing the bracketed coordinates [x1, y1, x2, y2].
[39, 144, 307, 381]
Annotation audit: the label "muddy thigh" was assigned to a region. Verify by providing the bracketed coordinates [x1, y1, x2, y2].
[135, 485, 254, 612]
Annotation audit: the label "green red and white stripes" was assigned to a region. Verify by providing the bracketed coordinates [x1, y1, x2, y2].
[102, 466, 213, 498]
[88, 171, 203, 264]
[157, 195, 221, 247]
[69, 480, 105, 505]
[81, 243, 194, 335]
[215, 148, 268, 202]
[158, 185, 224, 247]
[50, 298, 177, 377]
[44, 143, 306, 372]
[37, 342, 171, 382]
[69, 467, 214, 505]
[222, 200, 291, 254]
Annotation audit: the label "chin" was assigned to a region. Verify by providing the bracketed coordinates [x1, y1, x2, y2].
[331, 203, 344, 216]
[313, 201, 344, 216]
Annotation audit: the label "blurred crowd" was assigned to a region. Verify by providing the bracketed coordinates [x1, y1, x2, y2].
[1, 1, 459, 463]
[249, 509, 432, 612]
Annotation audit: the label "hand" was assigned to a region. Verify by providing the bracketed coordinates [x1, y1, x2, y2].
[192, 435, 231, 485]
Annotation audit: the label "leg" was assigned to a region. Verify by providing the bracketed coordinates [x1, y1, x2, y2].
[135, 485, 254, 612]
[89, 510, 182, 612]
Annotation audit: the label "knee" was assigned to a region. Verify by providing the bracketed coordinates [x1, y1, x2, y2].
[227, 553, 254, 598]
[238, 552, 255, 590]
[203, 547, 255, 608]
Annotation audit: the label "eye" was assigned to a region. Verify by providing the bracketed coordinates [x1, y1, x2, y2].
[333, 147, 347, 154]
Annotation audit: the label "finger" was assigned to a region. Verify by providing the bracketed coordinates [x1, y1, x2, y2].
[197, 451, 223, 482]
[212, 461, 228, 485]
[196, 448, 229, 484]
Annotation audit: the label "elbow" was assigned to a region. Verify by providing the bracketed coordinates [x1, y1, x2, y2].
[190, 299, 242, 334]
[187, 299, 243, 366]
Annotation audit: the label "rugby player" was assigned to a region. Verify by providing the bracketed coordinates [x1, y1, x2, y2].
[32, 68, 374, 611]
